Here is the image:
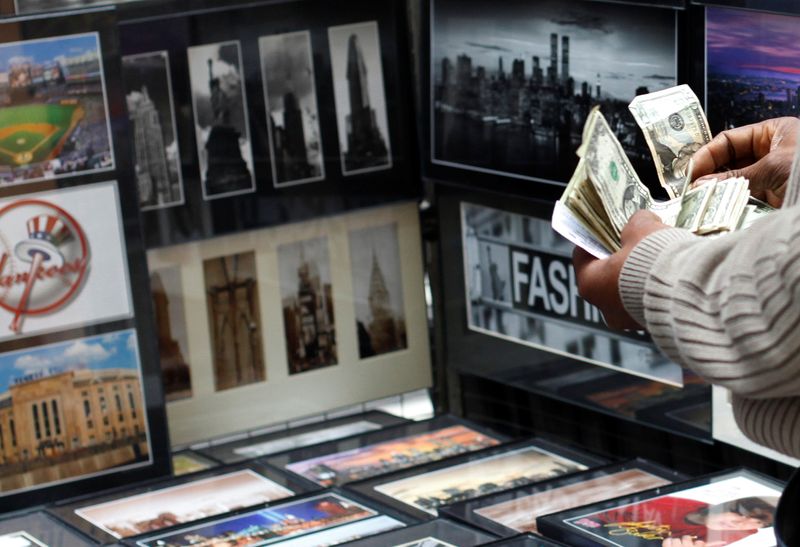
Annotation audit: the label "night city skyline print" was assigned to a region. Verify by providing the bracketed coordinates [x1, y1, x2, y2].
[187, 41, 256, 200]
[432, 0, 677, 187]
[259, 30, 325, 187]
[706, 7, 800, 134]
[329, 21, 392, 175]
[122, 51, 184, 210]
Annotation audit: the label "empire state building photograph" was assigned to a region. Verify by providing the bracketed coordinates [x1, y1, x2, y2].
[329, 20, 392, 175]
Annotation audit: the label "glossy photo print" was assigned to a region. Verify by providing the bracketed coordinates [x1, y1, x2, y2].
[0, 32, 113, 185]
[259, 30, 324, 187]
[706, 7, 800, 133]
[187, 40, 255, 200]
[349, 223, 407, 359]
[560, 475, 781, 546]
[0, 330, 150, 497]
[137, 493, 381, 547]
[461, 201, 684, 386]
[203, 251, 266, 391]
[122, 51, 183, 211]
[329, 21, 392, 175]
[285, 424, 500, 486]
[431, 0, 676, 185]
[278, 236, 337, 374]
[149, 266, 192, 401]
[374, 445, 588, 515]
[74, 469, 294, 539]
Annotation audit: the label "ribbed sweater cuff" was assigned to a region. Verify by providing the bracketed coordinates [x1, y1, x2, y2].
[619, 228, 696, 328]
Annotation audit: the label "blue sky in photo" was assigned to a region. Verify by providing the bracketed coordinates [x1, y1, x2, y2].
[0, 33, 98, 70]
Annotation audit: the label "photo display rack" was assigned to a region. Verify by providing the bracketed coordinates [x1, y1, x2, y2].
[0, 7, 171, 513]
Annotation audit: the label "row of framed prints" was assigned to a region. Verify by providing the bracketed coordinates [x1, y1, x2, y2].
[146, 201, 432, 445]
[0, 412, 787, 546]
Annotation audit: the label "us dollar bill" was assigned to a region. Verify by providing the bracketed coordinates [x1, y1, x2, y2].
[582, 109, 653, 235]
[629, 85, 712, 199]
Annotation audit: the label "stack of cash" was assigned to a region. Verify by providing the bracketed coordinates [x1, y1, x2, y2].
[553, 85, 772, 259]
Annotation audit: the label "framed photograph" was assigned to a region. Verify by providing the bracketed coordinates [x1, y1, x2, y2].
[119, 0, 421, 250]
[348, 438, 605, 520]
[441, 459, 686, 537]
[349, 223, 407, 359]
[14, 0, 137, 14]
[0, 32, 114, 187]
[329, 20, 392, 176]
[150, 265, 192, 402]
[426, 0, 680, 197]
[705, 5, 800, 134]
[203, 250, 266, 390]
[197, 410, 408, 464]
[259, 30, 325, 188]
[50, 463, 310, 543]
[122, 50, 184, 211]
[147, 202, 432, 446]
[0, 511, 95, 547]
[187, 40, 255, 200]
[537, 469, 785, 547]
[460, 200, 684, 386]
[266, 415, 508, 488]
[0, 182, 132, 342]
[278, 236, 337, 374]
[339, 518, 496, 547]
[171, 449, 219, 477]
[135, 490, 409, 547]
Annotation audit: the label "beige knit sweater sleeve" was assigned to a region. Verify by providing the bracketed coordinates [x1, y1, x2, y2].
[618, 198, 800, 458]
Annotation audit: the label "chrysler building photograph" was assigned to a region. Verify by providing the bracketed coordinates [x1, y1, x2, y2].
[329, 21, 392, 175]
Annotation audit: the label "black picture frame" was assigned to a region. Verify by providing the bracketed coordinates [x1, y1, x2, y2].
[0, 8, 171, 513]
[196, 410, 409, 465]
[47, 460, 315, 544]
[263, 415, 511, 488]
[536, 468, 785, 547]
[421, 0, 687, 201]
[482, 534, 569, 547]
[338, 518, 497, 546]
[440, 459, 687, 537]
[129, 487, 419, 547]
[346, 437, 607, 521]
[0, 511, 96, 547]
[114, 0, 420, 250]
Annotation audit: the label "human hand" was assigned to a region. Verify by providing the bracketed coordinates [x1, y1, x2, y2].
[573, 210, 669, 331]
[662, 536, 727, 547]
[691, 116, 800, 208]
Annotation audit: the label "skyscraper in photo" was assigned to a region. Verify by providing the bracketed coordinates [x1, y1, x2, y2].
[344, 33, 388, 172]
[361, 251, 406, 357]
[561, 35, 569, 84]
[272, 91, 313, 182]
[129, 86, 172, 206]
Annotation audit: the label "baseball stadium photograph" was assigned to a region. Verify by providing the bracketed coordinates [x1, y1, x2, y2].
[0, 32, 113, 185]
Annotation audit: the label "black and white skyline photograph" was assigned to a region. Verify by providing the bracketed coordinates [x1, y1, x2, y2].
[122, 51, 184, 210]
[349, 223, 407, 359]
[329, 20, 392, 175]
[187, 40, 255, 199]
[278, 237, 338, 375]
[432, 0, 677, 186]
[259, 30, 325, 187]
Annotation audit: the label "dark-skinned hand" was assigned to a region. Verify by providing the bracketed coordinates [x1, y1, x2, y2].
[691, 116, 800, 208]
[573, 210, 670, 331]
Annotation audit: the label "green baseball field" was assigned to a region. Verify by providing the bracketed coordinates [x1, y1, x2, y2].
[0, 102, 84, 167]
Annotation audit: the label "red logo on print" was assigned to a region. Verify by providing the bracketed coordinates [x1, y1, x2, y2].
[0, 199, 89, 333]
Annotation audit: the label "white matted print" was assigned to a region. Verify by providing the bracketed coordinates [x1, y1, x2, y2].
[0, 531, 48, 547]
[328, 21, 392, 176]
[0, 181, 132, 342]
[122, 51, 184, 211]
[349, 223, 406, 359]
[187, 41, 255, 200]
[0, 32, 114, 186]
[259, 31, 325, 188]
[0, 329, 151, 497]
